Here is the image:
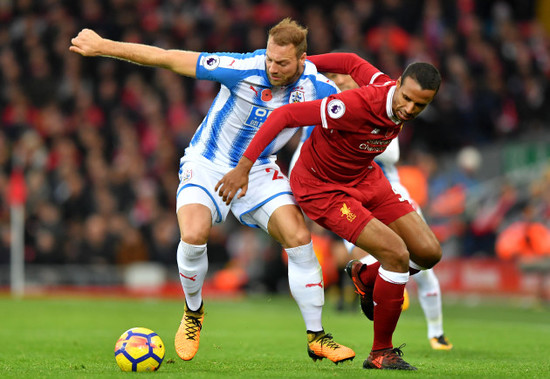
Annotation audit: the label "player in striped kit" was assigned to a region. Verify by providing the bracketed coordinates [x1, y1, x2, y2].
[70, 19, 355, 364]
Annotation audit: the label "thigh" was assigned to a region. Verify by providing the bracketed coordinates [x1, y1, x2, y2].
[354, 218, 410, 272]
[177, 203, 212, 244]
[231, 162, 296, 230]
[388, 211, 442, 268]
[176, 160, 230, 224]
[266, 204, 311, 248]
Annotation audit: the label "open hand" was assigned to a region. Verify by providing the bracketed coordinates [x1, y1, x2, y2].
[215, 163, 252, 205]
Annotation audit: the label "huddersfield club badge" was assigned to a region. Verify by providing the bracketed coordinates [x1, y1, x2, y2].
[289, 87, 305, 103]
[180, 168, 192, 183]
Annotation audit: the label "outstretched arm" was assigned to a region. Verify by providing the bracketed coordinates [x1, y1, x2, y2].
[69, 28, 200, 77]
[215, 100, 323, 205]
[309, 53, 384, 87]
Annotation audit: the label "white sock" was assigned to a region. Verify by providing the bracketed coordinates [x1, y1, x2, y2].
[378, 267, 409, 284]
[286, 241, 324, 332]
[177, 240, 208, 311]
[360, 254, 378, 265]
[409, 259, 426, 272]
[412, 268, 444, 338]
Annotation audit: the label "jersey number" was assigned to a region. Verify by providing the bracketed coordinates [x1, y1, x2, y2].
[392, 188, 406, 202]
[266, 168, 284, 180]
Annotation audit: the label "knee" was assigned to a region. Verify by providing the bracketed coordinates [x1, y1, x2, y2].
[177, 205, 212, 245]
[180, 226, 210, 245]
[416, 237, 442, 269]
[375, 237, 410, 272]
[268, 207, 311, 248]
[281, 225, 311, 248]
[385, 246, 411, 272]
[427, 244, 442, 268]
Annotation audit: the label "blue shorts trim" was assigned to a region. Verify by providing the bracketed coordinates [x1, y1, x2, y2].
[177, 183, 223, 224]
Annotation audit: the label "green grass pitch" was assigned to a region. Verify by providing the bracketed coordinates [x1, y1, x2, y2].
[1, 294, 549, 378]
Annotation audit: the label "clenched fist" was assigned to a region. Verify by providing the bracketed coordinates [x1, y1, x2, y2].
[69, 29, 104, 56]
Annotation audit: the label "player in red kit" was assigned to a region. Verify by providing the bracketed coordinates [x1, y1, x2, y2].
[216, 53, 442, 370]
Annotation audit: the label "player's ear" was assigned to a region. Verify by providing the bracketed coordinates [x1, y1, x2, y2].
[299, 52, 306, 65]
[396, 76, 402, 87]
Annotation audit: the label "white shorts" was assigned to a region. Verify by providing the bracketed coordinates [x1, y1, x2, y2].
[176, 156, 297, 231]
[390, 181, 424, 219]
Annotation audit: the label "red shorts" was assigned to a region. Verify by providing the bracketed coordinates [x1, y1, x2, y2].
[290, 162, 415, 244]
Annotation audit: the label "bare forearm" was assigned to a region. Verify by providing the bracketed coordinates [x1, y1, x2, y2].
[100, 40, 198, 76]
[70, 29, 199, 77]
[309, 53, 382, 87]
[236, 156, 254, 174]
[99, 39, 167, 66]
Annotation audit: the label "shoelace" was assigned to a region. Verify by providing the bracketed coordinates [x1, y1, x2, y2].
[371, 344, 415, 370]
[392, 343, 406, 356]
[183, 315, 202, 340]
[316, 334, 341, 350]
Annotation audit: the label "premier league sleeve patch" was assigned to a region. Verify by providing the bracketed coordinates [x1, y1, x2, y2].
[202, 55, 220, 70]
[327, 99, 346, 119]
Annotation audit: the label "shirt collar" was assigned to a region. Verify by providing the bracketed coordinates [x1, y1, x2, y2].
[386, 85, 401, 124]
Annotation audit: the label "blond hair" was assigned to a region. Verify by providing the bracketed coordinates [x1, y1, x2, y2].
[268, 18, 308, 58]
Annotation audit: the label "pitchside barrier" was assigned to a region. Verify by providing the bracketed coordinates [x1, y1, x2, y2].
[1, 257, 549, 303]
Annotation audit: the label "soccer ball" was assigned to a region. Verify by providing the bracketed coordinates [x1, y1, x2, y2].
[114, 327, 165, 372]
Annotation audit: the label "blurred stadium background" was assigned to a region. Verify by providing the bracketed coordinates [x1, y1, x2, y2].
[1, 0, 550, 304]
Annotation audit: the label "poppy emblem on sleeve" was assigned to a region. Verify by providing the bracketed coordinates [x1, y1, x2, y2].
[327, 99, 345, 119]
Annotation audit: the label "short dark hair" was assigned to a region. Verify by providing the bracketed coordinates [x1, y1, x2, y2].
[402, 62, 441, 93]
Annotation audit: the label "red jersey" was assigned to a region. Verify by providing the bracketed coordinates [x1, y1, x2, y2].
[307, 53, 386, 87]
[301, 83, 402, 183]
[243, 53, 402, 184]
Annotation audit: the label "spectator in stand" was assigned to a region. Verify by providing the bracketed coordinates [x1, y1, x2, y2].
[0, 0, 548, 296]
[496, 202, 550, 262]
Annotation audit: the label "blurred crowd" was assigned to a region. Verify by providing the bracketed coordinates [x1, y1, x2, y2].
[1, 0, 550, 287]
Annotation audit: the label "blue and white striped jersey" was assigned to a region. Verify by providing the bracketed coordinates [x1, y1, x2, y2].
[184, 50, 338, 168]
[374, 137, 401, 184]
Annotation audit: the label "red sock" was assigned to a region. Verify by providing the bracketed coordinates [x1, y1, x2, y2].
[359, 261, 380, 287]
[371, 274, 405, 351]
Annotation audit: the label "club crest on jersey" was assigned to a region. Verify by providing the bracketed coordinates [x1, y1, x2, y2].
[203, 55, 220, 70]
[327, 99, 345, 119]
[289, 87, 305, 103]
[340, 203, 356, 222]
[180, 168, 192, 183]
